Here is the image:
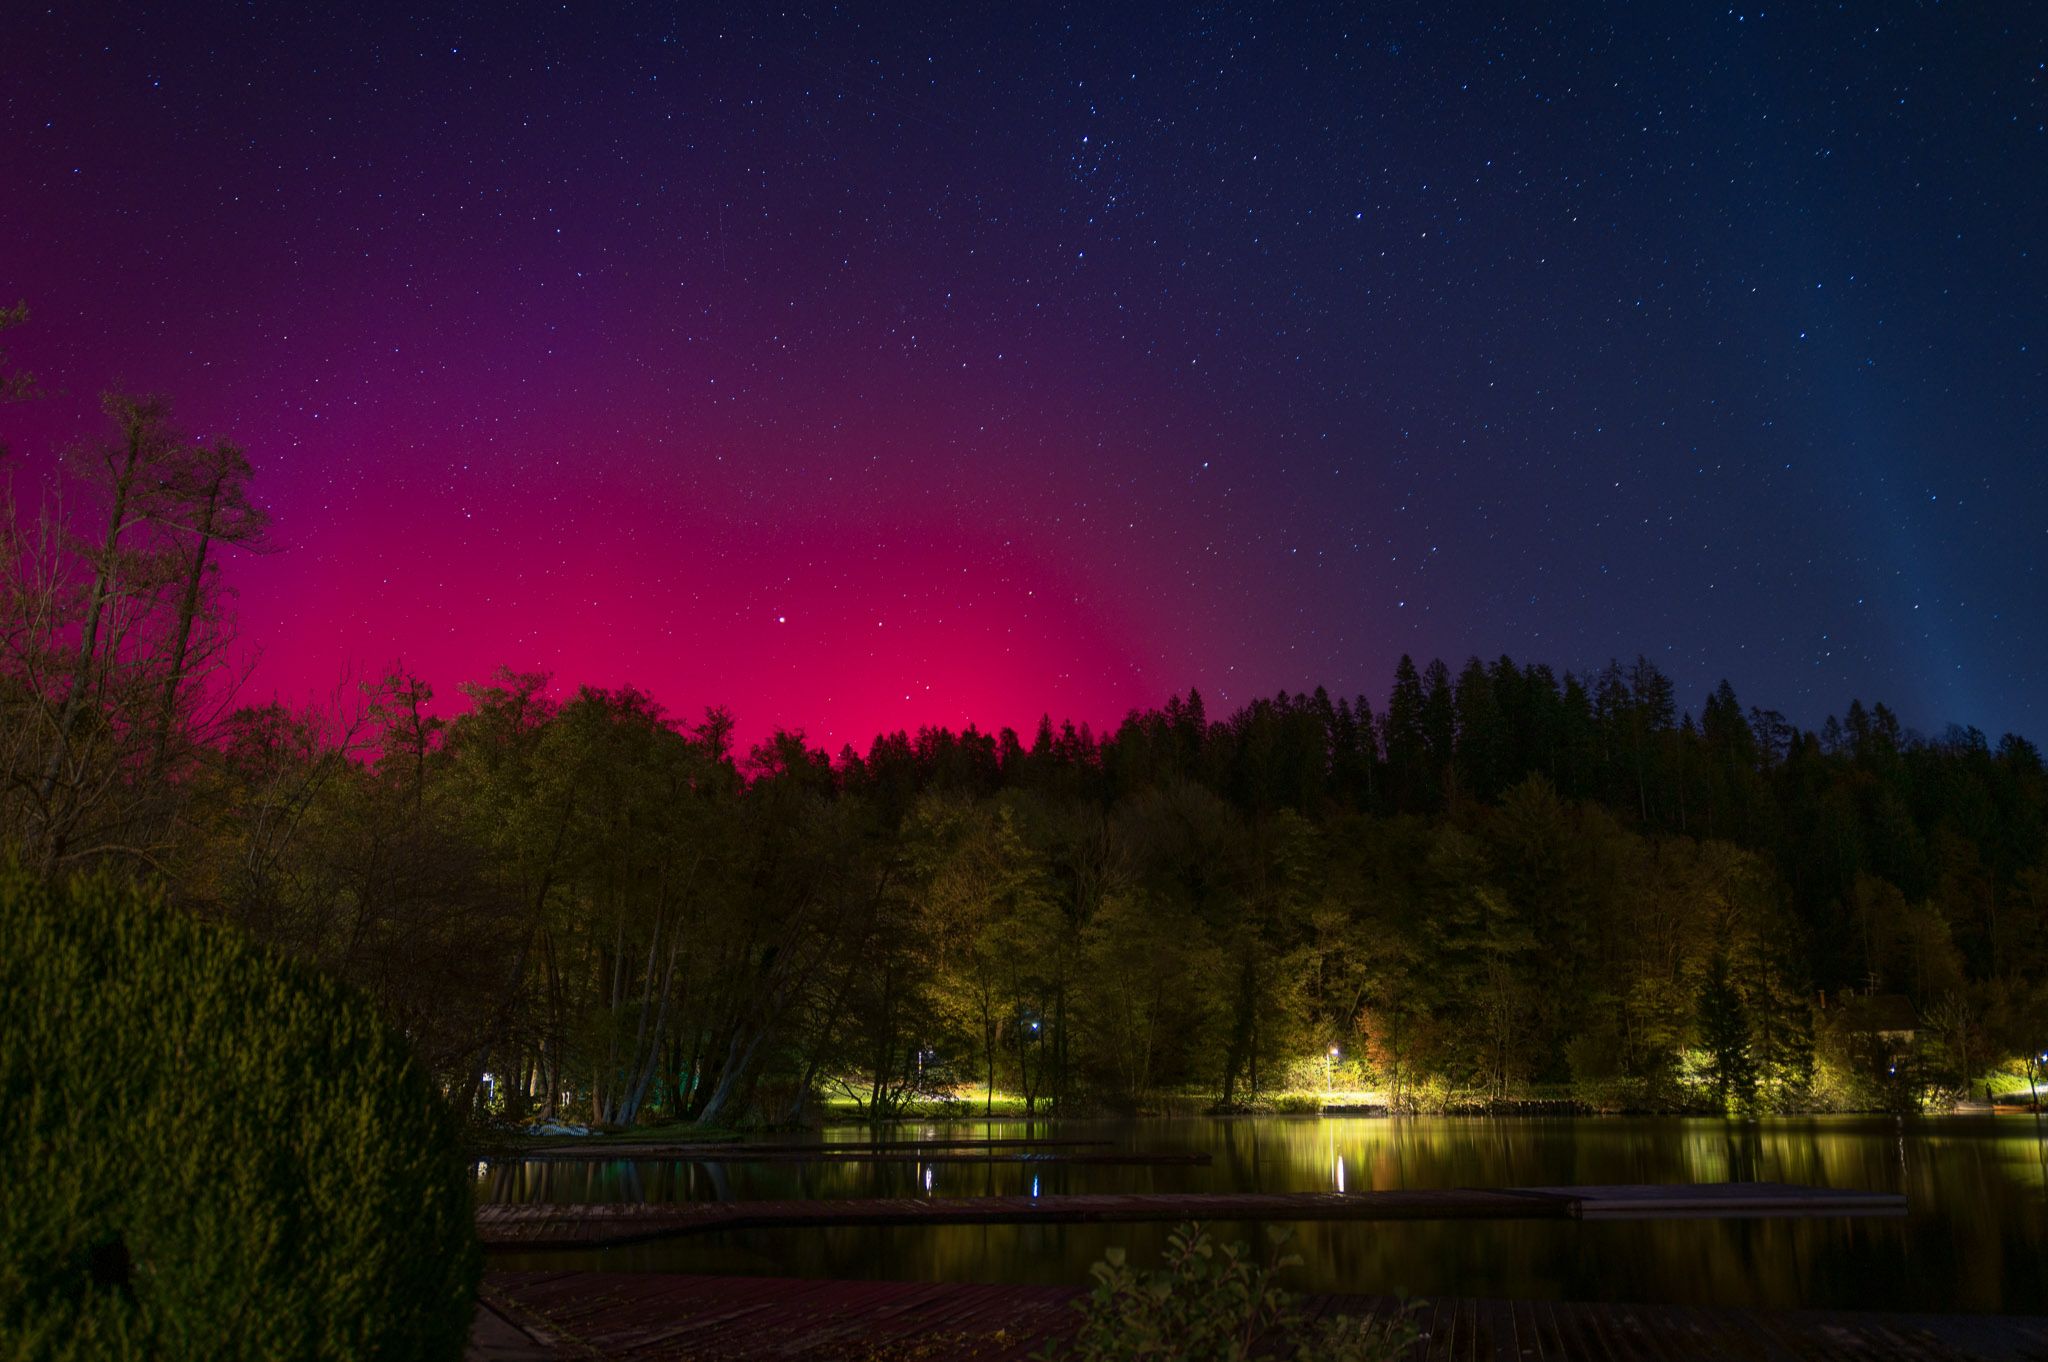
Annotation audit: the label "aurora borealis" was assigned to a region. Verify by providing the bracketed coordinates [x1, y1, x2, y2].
[4, 4, 2043, 744]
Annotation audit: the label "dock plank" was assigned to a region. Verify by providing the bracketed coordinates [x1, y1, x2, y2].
[476, 1272, 2048, 1362]
[475, 1183, 1904, 1250]
[499, 1136, 1112, 1159]
[495, 1146, 1206, 1166]
[1543, 1183, 1906, 1221]
[477, 1187, 1578, 1249]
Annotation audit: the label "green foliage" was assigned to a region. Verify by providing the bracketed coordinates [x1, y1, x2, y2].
[1696, 955, 1759, 1112]
[0, 869, 480, 1361]
[23, 603, 2043, 1118]
[1263, 1091, 1327, 1115]
[1036, 1222, 1422, 1362]
[1564, 1027, 1637, 1111]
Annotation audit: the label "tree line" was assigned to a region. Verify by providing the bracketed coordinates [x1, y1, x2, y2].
[6, 338, 2044, 1122]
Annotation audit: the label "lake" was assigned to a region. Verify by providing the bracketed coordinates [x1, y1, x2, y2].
[482, 1114, 2048, 1313]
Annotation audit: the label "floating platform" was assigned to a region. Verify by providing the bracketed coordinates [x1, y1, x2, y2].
[470, 1270, 2048, 1361]
[474, 1182, 1905, 1250]
[493, 1146, 1208, 1166]
[1523, 1182, 1910, 1220]
[496, 1136, 1113, 1160]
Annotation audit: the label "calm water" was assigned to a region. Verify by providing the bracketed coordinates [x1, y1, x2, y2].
[483, 1115, 2048, 1313]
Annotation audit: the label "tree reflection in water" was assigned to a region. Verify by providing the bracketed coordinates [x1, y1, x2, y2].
[481, 1114, 2048, 1313]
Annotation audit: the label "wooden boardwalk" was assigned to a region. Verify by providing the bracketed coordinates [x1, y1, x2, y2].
[496, 1137, 1113, 1161]
[472, 1271, 2048, 1361]
[476, 1183, 1904, 1250]
[498, 1147, 1199, 1166]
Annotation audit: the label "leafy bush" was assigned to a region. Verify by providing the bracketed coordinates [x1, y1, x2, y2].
[0, 870, 480, 1360]
[1264, 1092, 1326, 1115]
[1037, 1222, 1422, 1362]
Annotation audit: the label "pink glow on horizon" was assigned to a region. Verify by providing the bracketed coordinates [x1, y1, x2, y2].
[2, 309, 1187, 752]
[226, 480, 1159, 750]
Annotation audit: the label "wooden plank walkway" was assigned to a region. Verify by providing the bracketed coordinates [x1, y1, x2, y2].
[472, 1271, 2048, 1361]
[497, 1147, 1199, 1166]
[794, 1139, 1115, 1150]
[475, 1183, 1904, 1250]
[1534, 1182, 1912, 1220]
[496, 1137, 1113, 1160]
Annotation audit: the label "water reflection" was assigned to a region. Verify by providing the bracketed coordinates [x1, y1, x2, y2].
[482, 1115, 2048, 1312]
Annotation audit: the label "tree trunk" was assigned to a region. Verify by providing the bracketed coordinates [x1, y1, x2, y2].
[34, 423, 147, 866]
[152, 478, 218, 776]
[461, 799, 573, 1116]
[696, 1025, 772, 1127]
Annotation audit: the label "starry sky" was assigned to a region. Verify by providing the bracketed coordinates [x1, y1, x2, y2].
[3, 3, 2043, 746]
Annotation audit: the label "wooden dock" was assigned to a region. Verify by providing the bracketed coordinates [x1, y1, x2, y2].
[475, 1182, 1904, 1250]
[494, 1146, 1198, 1166]
[471, 1271, 2048, 1361]
[494, 1136, 1113, 1160]
[1520, 1182, 1910, 1220]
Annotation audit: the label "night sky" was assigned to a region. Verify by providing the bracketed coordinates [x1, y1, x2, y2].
[4, 4, 2043, 746]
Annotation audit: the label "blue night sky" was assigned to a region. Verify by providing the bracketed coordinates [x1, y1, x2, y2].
[3, 3, 2043, 743]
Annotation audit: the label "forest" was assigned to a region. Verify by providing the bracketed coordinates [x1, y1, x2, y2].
[6, 364, 2047, 1125]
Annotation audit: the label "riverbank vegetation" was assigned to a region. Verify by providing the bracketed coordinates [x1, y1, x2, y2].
[0, 869, 478, 1360]
[5, 369, 2046, 1127]
[1039, 1223, 1423, 1362]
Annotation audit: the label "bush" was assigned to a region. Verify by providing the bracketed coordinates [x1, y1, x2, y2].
[1036, 1222, 1422, 1362]
[0, 870, 480, 1360]
[1264, 1092, 1325, 1115]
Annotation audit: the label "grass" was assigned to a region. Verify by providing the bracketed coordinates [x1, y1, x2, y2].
[1980, 1070, 2045, 1104]
[812, 1087, 1386, 1118]
[815, 1085, 1407, 1119]
[816, 1090, 1047, 1119]
[480, 1072, 2037, 1144]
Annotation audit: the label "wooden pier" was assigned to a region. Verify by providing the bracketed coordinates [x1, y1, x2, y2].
[493, 1136, 1113, 1160]
[470, 1270, 2048, 1361]
[494, 1144, 1200, 1166]
[475, 1182, 1904, 1250]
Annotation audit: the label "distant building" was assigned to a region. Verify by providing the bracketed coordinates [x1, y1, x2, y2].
[1839, 993, 1919, 1046]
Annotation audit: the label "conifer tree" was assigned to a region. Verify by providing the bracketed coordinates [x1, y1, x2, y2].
[1697, 954, 1757, 1111]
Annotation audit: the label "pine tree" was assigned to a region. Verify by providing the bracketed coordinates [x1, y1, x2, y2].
[1697, 954, 1757, 1111]
[1422, 659, 1456, 806]
[1453, 657, 1503, 801]
[1383, 656, 1428, 812]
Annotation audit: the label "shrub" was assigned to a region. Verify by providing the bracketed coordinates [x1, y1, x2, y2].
[0, 870, 481, 1360]
[1036, 1222, 1422, 1362]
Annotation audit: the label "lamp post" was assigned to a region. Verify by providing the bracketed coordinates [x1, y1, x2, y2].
[1026, 1019, 1043, 1118]
[1326, 1045, 1340, 1096]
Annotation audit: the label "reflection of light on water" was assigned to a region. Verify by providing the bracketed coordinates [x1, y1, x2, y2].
[924, 1166, 934, 1194]
[475, 1117, 2048, 1314]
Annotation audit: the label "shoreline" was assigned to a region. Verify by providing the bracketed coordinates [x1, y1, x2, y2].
[473, 1099, 2045, 1149]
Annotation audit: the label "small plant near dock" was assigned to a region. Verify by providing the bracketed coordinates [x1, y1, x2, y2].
[1036, 1222, 1422, 1361]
